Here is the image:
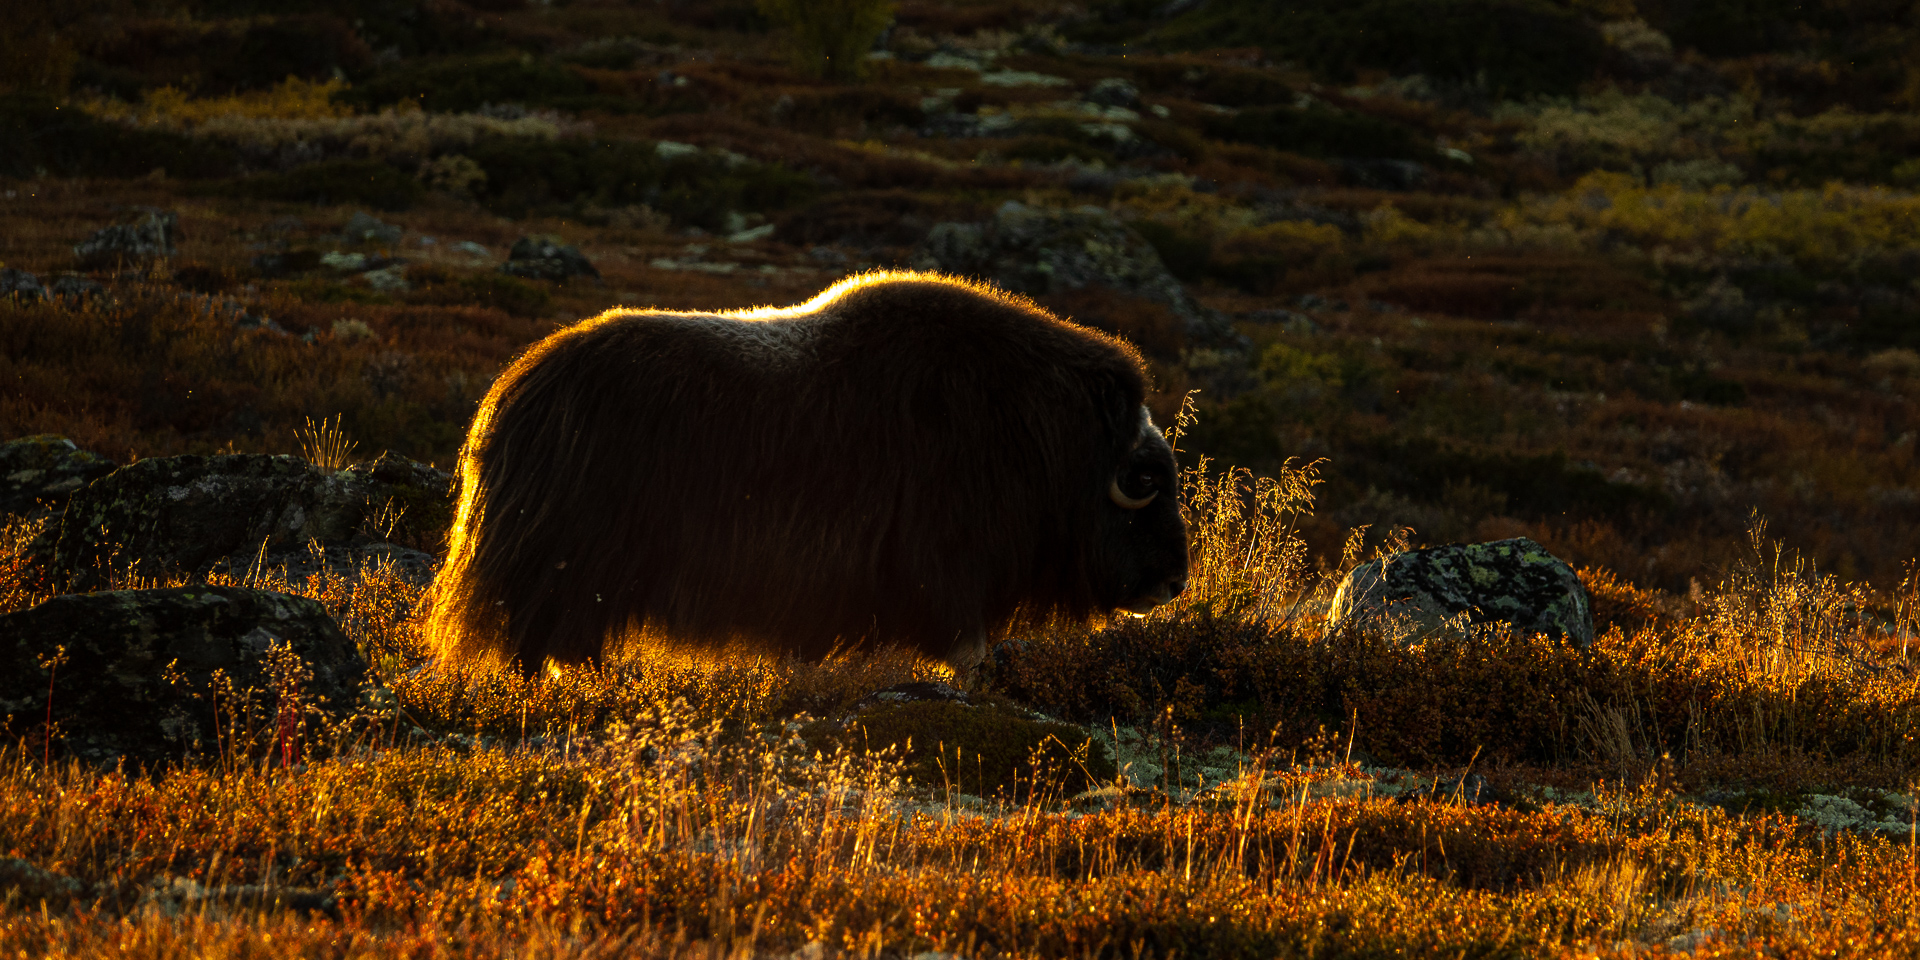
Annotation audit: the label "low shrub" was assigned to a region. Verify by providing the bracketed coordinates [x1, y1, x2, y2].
[336, 54, 594, 113]
[80, 15, 373, 98]
[776, 190, 986, 248]
[1208, 105, 1433, 161]
[1208, 219, 1350, 293]
[409, 274, 553, 319]
[756, 0, 896, 80]
[224, 159, 424, 211]
[1142, 0, 1604, 98]
[0, 93, 238, 178]
[465, 136, 815, 228]
[1130, 60, 1295, 108]
[1129, 220, 1211, 282]
[1003, 135, 1115, 166]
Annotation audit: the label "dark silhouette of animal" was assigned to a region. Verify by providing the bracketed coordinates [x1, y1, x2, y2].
[427, 271, 1188, 674]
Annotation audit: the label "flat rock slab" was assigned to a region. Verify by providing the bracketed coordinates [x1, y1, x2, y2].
[0, 435, 118, 517]
[0, 587, 365, 767]
[37, 451, 452, 590]
[912, 200, 1232, 344]
[1328, 537, 1594, 645]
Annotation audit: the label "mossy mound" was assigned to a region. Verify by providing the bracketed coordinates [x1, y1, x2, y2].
[822, 699, 1116, 798]
[0, 93, 238, 180]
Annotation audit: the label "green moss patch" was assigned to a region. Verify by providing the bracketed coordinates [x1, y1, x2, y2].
[820, 700, 1116, 798]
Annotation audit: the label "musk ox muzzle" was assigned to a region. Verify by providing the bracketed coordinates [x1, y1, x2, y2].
[427, 271, 1190, 675]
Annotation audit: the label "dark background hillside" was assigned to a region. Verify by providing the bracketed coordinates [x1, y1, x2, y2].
[2, 0, 1916, 593]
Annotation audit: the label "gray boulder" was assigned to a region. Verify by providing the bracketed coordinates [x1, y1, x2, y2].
[1327, 537, 1594, 645]
[36, 452, 452, 591]
[73, 210, 178, 269]
[912, 201, 1232, 343]
[0, 435, 118, 517]
[502, 235, 599, 281]
[342, 211, 403, 246]
[0, 587, 366, 767]
[1086, 77, 1140, 109]
[1, 268, 47, 302]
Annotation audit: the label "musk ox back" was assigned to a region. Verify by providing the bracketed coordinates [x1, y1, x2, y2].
[427, 271, 1189, 674]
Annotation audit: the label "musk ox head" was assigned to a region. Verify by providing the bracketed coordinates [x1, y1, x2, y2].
[1098, 406, 1187, 614]
[428, 271, 1189, 676]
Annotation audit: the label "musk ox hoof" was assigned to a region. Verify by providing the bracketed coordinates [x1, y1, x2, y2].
[1327, 536, 1594, 645]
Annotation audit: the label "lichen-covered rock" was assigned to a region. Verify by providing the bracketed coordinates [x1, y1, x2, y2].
[73, 210, 178, 269]
[502, 235, 598, 281]
[0, 586, 366, 767]
[37, 452, 453, 590]
[0, 435, 118, 517]
[1327, 537, 1593, 645]
[912, 201, 1233, 343]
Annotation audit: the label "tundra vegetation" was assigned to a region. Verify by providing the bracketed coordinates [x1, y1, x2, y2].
[3, 0, 1920, 955]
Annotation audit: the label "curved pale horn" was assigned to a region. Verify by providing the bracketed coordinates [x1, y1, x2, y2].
[1109, 476, 1156, 509]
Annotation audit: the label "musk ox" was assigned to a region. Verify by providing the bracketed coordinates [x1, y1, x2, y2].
[427, 271, 1188, 675]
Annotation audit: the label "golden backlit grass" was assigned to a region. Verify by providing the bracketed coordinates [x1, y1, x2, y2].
[4, 454, 1920, 956]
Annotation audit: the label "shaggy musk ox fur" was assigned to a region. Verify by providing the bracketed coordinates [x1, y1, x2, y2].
[427, 271, 1189, 674]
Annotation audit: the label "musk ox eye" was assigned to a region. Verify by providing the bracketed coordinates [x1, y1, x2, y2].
[1109, 472, 1157, 509]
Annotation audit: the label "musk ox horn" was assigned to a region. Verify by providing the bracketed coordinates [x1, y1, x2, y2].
[1109, 476, 1156, 509]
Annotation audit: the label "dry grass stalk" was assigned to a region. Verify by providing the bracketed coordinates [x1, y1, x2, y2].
[296, 415, 358, 471]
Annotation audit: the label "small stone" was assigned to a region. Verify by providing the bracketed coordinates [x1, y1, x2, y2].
[1328, 537, 1594, 645]
[363, 264, 410, 292]
[342, 211, 403, 246]
[727, 223, 776, 243]
[1086, 77, 1140, 109]
[0, 268, 47, 302]
[502, 235, 599, 281]
[654, 140, 702, 160]
[73, 210, 177, 269]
